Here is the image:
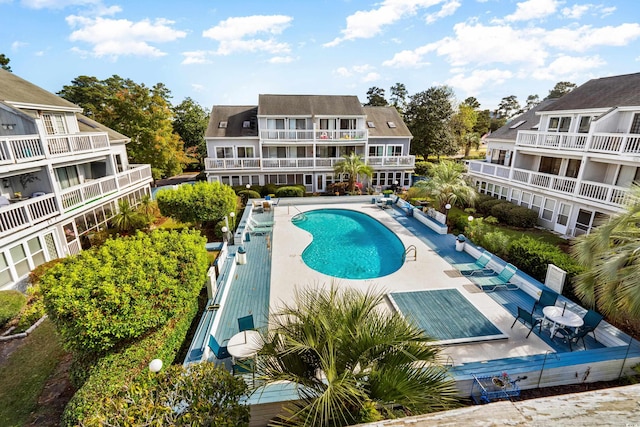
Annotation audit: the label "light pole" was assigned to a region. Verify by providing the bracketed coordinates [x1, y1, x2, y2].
[246, 184, 251, 189]
[393, 180, 399, 193]
[149, 358, 163, 373]
[221, 226, 228, 243]
[445, 203, 452, 230]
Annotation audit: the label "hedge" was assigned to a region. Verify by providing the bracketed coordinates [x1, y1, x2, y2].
[237, 189, 261, 205]
[508, 236, 584, 282]
[275, 186, 305, 197]
[0, 290, 27, 328]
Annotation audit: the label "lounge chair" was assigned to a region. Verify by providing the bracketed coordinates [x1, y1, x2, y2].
[532, 289, 559, 316]
[511, 306, 542, 338]
[469, 263, 518, 291]
[452, 251, 493, 276]
[208, 335, 230, 359]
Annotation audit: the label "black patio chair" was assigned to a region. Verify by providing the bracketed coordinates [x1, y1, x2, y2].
[533, 289, 559, 315]
[511, 306, 542, 338]
[580, 309, 604, 342]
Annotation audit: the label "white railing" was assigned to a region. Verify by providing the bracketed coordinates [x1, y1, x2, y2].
[517, 130, 640, 156]
[205, 158, 261, 170]
[366, 155, 415, 167]
[0, 194, 59, 235]
[205, 155, 414, 171]
[46, 132, 110, 156]
[466, 161, 510, 179]
[578, 181, 630, 206]
[259, 129, 367, 141]
[0, 135, 46, 165]
[60, 164, 152, 212]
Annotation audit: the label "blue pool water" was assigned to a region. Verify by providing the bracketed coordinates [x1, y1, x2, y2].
[292, 209, 405, 279]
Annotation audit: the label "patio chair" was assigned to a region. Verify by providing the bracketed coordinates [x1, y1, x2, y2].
[469, 263, 519, 291]
[263, 201, 271, 211]
[452, 251, 493, 276]
[384, 199, 394, 209]
[238, 314, 255, 332]
[559, 326, 592, 351]
[532, 289, 559, 315]
[511, 306, 542, 338]
[208, 335, 230, 359]
[579, 309, 604, 342]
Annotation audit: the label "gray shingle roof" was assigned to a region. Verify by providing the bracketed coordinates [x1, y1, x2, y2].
[363, 106, 412, 137]
[206, 106, 258, 138]
[257, 94, 364, 116]
[0, 69, 81, 111]
[489, 99, 557, 141]
[76, 113, 129, 143]
[541, 72, 640, 111]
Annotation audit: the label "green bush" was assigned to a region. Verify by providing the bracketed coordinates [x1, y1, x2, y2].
[508, 206, 539, 228]
[40, 229, 208, 356]
[478, 198, 505, 215]
[237, 189, 261, 205]
[0, 290, 27, 328]
[508, 236, 584, 282]
[275, 186, 304, 197]
[481, 231, 511, 259]
[490, 202, 517, 223]
[262, 183, 278, 196]
[414, 161, 431, 176]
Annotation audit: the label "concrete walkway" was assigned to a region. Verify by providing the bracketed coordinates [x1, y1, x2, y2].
[356, 384, 640, 426]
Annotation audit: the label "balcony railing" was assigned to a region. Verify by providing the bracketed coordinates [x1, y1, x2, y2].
[0, 193, 59, 235]
[0, 135, 46, 165]
[517, 130, 640, 155]
[467, 160, 630, 208]
[205, 155, 415, 171]
[259, 129, 367, 142]
[60, 164, 152, 212]
[46, 132, 110, 157]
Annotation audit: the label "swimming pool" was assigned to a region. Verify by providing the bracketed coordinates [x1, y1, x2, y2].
[292, 209, 405, 279]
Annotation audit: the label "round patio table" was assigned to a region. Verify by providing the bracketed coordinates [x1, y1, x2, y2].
[543, 305, 583, 339]
[227, 330, 264, 360]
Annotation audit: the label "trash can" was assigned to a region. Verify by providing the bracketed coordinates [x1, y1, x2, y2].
[407, 207, 414, 217]
[455, 234, 466, 252]
[245, 232, 251, 242]
[237, 246, 247, 264]
[371, 197, 377, 204]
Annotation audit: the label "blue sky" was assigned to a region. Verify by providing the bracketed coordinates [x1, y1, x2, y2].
[2, 0, 639, 111]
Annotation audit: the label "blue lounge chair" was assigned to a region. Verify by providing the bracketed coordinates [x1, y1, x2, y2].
[208, 335, 230, 359]
[470, 263, 518, 291]
[452, 251, 492, 276]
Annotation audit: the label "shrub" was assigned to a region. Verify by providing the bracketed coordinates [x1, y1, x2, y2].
[262, 183, 278, 196]
[275, 186, 304, 197]
[237, 189, 260, 205]
[508, 236, 584, 282]
[414, 161, 431, 176]
[481, 231, 511, 259]
[478, 198, 505, 215]
[508, 206, 539, 228]
[490, 202, 517, 223]
[83, 363, 250, 426]
[0, 290, 26, 328]
[40, 229, 208, 356]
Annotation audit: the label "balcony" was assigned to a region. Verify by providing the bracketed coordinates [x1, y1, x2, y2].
[367, 155, 415, 168]
[259, 129, 367, 143]
[467, 160, 630, 208]
[205, 158, 261, 170]
[46, 132, 110, 157]
[205, 155, 414, 172]
[0, 193, 59, 235]
[0, 132, 110, 166]
[517, 130, 640, 156]
[0, 135, 46, 165]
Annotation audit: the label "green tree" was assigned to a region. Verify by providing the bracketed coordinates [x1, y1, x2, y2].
[390, 82, 408, 113]
[450, 104, 478, 157]
[57, 76, 108, 118]
[0, 54, 12, 72]
[473, 109, 491, 135]
[405, 86, 457, 159]
[156, 181, 237, 231]
[365, 87, 387, 106]
[88, 363, 250, 426]
[333, 152, 373, 193]
[462, 97, 480, 109]
[414, 160, 478, 212]
[547, 81, 577, 99]
[521, 94, 540, 113]
[256, 285, 459, 426]
[571, 184, 640, 319]
[173, 97, 210, 167]
[110, 199, 146, 233]
[39, 230, 208, 356]
[495, 95, 520, 119]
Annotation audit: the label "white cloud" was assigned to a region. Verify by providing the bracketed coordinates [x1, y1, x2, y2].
[182, 51, 211, 65]
[35, 51, 45, 56]
[544, 23, 640, 52]
[531, 55, 605, 80]
[362, 72, 381, 82]
[332, 64, 379, 82]
[202, 15, 292, 56]
[324, 0, 446, 47]
[191, 83, 205, 92]
[446, 68, 513, 94]
[562, 4, 591, 19]
[21, 0, 101, 8]
[598, 6, 616, 17]
[269, 56, 294, 64]
[425, 0, 461, 24]
[66, 15, 186, 59]
[11, 41, 28, 50]
[383, 46, 431, 68]
[504, 0, 559, 22]
[334, 67, 352, 78]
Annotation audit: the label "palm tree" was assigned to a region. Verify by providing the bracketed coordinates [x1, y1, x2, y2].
[414, 160, 478, 212]
[333, 153, 373, 193]
[571, 184, 640, 319]
[110, 199, 145, 233]
[255, 285, 459, 426]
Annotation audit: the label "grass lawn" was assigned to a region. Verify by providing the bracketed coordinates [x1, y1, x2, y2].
[0, 319, 66, 427]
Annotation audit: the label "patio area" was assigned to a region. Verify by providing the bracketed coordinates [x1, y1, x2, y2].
[183, 196, 640, 424]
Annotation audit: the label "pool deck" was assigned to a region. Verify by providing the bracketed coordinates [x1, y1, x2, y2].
[270, 201, 553, 364]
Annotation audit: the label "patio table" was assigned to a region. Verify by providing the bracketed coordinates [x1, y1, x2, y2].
[227, 330, 264, 360]
[543, 305, 583, 339]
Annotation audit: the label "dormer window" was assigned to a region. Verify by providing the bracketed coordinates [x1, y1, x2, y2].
[218, 121, 228, 128]
[367, 121, 375, 128]
[42, 113, 67, 135]
[242, 120, 250, 128]
[387, 121, 396, 128]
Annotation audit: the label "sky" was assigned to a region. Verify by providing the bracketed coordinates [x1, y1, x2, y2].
[2, 0, 640, 112]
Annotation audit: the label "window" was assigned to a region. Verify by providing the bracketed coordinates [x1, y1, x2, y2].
[27, 237, 46, 268]
[55, 166, 80, 189]
[575, 209, 592, 235]
[369, 146, 384, 156]
[237, 147, 254, 158]
[566, 159, 581, 178]
[367, 121, 375, 128]
[44, 233, 59, 260]
[531, 195, 543, 214]
[10, 244, 30, 277]
[216, 147, 233, 159]
[539, 156, 562, 175]
[521, 192, 531, 207]
[556, 203, 570, 226]
[542, 198, 555, 221]
[290, 119, 306, 130]
[631, 113, 640, 134]
[0, 252, 11, 287]
[548, 116, 571, 132]
[42, 113, 67, 135]
[387, 145, 402, 156]
[242, 121, 250, 128]
[319, 119, 336, 130]
[511, 189, 522, 204]
[267, 119, 285, 129]
[340, 119, 356, 130]
[578, 116, 592, 133]
[387, 121, 396, 128]
[296, 146, 306, 158]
